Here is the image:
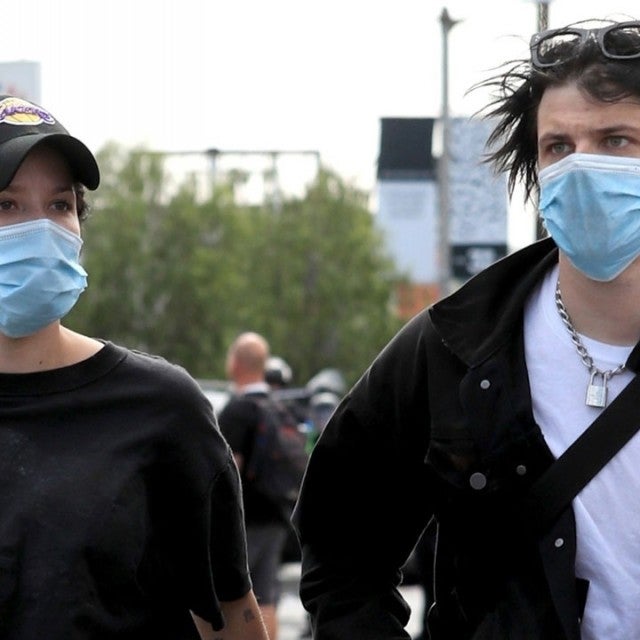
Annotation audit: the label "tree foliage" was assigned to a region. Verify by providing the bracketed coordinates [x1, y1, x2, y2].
[67, 144, 404, 387]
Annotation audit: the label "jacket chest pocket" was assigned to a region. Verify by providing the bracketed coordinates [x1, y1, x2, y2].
[425, 428, 479, 491]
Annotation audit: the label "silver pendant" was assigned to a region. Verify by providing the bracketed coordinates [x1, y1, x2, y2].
[586, 371, 608, 408]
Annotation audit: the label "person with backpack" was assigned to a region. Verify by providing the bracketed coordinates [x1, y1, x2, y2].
[293, 17, 640, 640]
[219, 332, 307, 640]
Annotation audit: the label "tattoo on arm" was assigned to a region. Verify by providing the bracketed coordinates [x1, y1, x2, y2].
[243, 608, 256, 623]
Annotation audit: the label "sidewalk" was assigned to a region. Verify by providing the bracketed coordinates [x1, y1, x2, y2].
[277, 563, 425, 640]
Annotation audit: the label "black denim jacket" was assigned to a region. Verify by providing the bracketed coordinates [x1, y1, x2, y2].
[293, 238, 589, 639]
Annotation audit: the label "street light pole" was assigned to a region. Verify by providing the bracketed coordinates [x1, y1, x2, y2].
[537, 0, 550, 31]
[534, 0, 551, 240]
[438, 7, 461, 298]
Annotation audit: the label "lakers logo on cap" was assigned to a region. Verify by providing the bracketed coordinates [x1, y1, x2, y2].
[0, 97, 56, 126]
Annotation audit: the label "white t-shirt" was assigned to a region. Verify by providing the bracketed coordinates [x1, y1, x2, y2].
[524, 264, 640, 639]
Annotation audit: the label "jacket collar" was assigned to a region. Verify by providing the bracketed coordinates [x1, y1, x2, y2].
[429, 238, 558, 367]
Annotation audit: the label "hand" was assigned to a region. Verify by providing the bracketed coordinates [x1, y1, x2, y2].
[191, 590, 269, 640]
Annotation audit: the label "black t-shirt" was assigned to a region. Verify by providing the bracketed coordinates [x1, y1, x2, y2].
[218, 392, 285, 525]
[0, 342, 251, 639]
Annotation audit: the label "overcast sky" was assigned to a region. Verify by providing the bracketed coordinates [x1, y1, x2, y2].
[1, 1, 639, 245]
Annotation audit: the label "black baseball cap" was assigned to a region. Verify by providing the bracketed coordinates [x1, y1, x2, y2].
[0, 95, 100, 191]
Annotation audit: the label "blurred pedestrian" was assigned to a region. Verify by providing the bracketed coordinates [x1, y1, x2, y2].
[0, 95, 267, 639]
[265, 355, 293, 390]
[293, 17, 640, 639]
[219, 332, 294, 639]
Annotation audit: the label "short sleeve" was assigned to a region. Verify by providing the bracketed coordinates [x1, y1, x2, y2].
[141, 363, 252, 628]
[182, 457, 252, 625]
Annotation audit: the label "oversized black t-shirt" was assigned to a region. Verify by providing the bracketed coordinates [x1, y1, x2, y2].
[0, 342, 251, 639]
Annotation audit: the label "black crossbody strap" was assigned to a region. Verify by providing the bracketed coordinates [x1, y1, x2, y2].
[526, 373, 640, 534]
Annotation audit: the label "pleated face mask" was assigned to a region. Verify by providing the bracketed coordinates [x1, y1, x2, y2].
[0, 218, 87, 338]
[539, 152, 640, 281]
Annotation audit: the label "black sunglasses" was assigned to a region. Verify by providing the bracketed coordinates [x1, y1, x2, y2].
[530, 21, 640, 68]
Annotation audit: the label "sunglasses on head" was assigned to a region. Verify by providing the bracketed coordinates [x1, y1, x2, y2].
[530, 21, 640, 68]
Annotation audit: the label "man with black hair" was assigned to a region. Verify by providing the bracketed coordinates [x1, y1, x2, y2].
[293, 18, 640, 640]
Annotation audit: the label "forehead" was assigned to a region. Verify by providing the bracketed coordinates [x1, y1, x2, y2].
[538, 83, 640, 130]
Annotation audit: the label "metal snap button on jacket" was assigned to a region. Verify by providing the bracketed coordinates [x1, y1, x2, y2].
[469, 472, 487, 490]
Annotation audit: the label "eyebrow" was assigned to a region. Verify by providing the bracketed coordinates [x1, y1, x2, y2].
[538, 124, 640, 142]
[537, 132, 568, 145]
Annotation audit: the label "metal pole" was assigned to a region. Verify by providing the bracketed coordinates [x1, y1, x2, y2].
[537, 0, 549, 31]
[438, 8, 460, 298]
[535, 0, 551, 240]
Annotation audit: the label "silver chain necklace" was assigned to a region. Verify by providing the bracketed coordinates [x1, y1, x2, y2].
[555, 280, 625, 408]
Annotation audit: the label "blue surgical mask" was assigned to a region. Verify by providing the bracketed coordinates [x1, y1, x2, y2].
[0, 219, 87, 338]
[539, 153, 640, 281]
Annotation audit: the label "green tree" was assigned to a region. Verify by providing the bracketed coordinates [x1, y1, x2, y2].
[241, 170, 403, 384]
[67, 145, 404, 387]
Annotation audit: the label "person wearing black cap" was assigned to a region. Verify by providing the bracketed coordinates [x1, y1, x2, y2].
[293, 18, 640, 640]
[0, 95, 268, 640]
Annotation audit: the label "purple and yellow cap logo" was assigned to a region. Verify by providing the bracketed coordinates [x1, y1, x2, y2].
[0, 97, 56, 127]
